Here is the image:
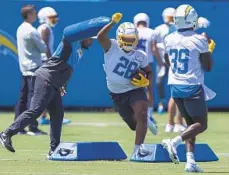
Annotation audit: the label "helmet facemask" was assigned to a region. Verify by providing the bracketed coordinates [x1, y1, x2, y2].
[117, 34, 138, 52]
[48, 15, 58, 27]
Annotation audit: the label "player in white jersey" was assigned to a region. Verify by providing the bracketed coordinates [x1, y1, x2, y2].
[38, 7, 71, 125]
[162, 5, 216, 173]
[97, 13, 157, 155]
[154, 7, 186, 133]
[133, 13, 161, 134]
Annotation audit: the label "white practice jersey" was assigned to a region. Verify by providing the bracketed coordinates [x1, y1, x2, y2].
[104, 39, 148, 94]
[164, 30, 208, 86]
[38, 23, 54, 61]
[154, 24, 170, 62]
[136, 27, 156, 63]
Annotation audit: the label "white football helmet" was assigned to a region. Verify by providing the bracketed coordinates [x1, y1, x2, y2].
[116, 22, 138, 52]
[38, 7, 58, 27]
[174, 4, 198, 30]
[162, 7, 175, 24]
[133, 13, 150, 27]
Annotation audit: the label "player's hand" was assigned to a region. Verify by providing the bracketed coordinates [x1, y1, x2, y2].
[208, 39, 216, 53]
[60, 87, 67, 96]
[112, 13, 122, 24]
[131, 73, 149, 88]
[198, 17, 210, 29]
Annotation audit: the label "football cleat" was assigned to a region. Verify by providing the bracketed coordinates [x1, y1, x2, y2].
[162, 139, 179, 164]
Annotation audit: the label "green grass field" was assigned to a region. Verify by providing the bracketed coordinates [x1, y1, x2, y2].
[0, 112, 228, 175]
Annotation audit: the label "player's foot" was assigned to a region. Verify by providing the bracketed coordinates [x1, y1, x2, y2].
[131, 144, 152, 159]
[165, 124, 174, 132]
[185, 163, 203, 173]
[17, 129, 28, 135]
[0, 132, 15, 153]
[46, 150, 54, 159]
[62, 118, 71, 125]
[147, 116, 158, 135]
[173, 124, 186, 133]
[157, 105, 164, 115]
[27, 128, 48, 136]
[39, 117, 50, 125]
[162, 139, 179, 164]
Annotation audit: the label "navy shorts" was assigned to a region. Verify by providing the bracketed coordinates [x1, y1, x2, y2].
[110, 88, 147, 130]
[174, 86, 207, 126]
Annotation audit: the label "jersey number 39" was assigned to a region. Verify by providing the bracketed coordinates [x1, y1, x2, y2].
[169, 49, 189, 74]
[113, 57, 138, 79]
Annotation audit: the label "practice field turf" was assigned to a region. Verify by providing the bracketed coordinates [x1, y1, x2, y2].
[0, 112, 228, 175]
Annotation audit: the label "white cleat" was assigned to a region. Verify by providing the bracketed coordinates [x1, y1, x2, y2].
[165, 124, 174, 133]
[162, 139, 180, 164]
[185, 163, 204, 173]
[147, 116, 158, 135]
[173, 124, 186, 133]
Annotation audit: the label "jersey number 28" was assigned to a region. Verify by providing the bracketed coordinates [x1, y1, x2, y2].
[169, 49, 189, 74]
[113, 57, 138, 79]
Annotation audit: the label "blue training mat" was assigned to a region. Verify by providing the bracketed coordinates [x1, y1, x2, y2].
[49, 142, 127, 161]
[130, 144, 219, 162]
[63, 16, 111, 43]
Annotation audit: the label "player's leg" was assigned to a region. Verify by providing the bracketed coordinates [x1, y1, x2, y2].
[156, 65, 167, 114]
[179, 88, 208, 141]
[129, 88, 148, 152]
[0, 76, 55, 152]
[47, 90, 64, 156]
[14, 75, 28, 134]
[147, 63, 158, 135]
[173, 105, 186, 133]
[182, 88, 207, 172]
[165, 97, 176, 132]
[39, 110, 50, 125]
[26, 76, 47, 136]
[110, 92, 136, 131]
[162, 97, 187, 164]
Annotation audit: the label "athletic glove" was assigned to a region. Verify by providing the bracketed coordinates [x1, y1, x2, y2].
[131, 73, 149, 88]
[112, 13, 122, 24]
[208, 39, 216, 53]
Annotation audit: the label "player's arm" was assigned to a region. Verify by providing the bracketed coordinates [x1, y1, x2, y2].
[40, 27, 51, 58]
[142, 65, 153, 94]
[200, 53, 213, 72]
[152, 31, 163, 66]
[30, 30, 47, 53]
[131, 53, 151, 88]
[97, 13, 122, 52]
[164, 53, 170, 67]
[152, 41, 163, 66]
[199, 33, 215, 72]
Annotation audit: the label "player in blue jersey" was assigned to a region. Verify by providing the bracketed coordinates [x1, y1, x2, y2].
[0, 16, 111, 156]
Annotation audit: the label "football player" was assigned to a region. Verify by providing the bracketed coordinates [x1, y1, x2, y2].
[97, 13, 155, 154]
[162, 5, 216, 172]
[133, 13, 160, 135]
[37, 7, 71, 125]
[0, 16, 110, 156]
[154, 7, 186, 133]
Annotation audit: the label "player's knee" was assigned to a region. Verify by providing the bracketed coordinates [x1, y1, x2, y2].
[27, 108, 44, 119]
[136, 108, 147, 124]
[196, 121, 208, 133]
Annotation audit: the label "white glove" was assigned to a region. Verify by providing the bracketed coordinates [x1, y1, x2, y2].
[198, 17, 210, 29]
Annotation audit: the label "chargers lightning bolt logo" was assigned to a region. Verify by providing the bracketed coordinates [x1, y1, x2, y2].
[0, 29, 18, 61]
